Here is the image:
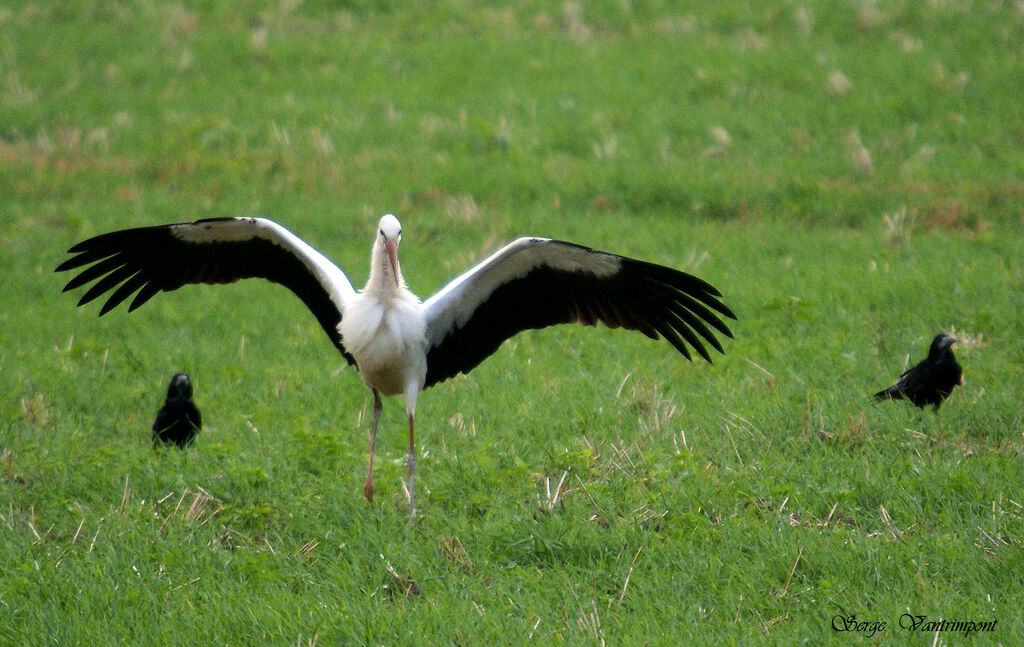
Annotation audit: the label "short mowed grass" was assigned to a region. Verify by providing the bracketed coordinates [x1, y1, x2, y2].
[2, 1, 1024, 644]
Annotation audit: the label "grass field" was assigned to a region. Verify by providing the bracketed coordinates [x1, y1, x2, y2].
[3, 1, 1024, 644]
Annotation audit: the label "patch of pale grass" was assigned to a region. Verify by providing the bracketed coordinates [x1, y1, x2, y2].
[901, 144, 936, 175]
[794, 6, 813, 38]
[827, 70, 851, 95]
[3, 72, 39, 108]
[308, 126, 333, 155]
[444, 193, 480, 222]
[857, 0, 884, 30]
[734, 28, 769, 53]
[653, 14, 696, 35]
[888, 29, 922, 52]
[844, 129, 874, 174]
[251, 20, 268, 55]
[882, 204, 915, 244]
[591, 131, 618, 159]
[948, 326, 984, 351]
[933, 60, 971, 89]
[703, 125, 731, 157]
[560, 2, 592, 41]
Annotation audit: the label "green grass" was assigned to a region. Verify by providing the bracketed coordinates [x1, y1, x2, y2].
[3, 0, 1024, 644]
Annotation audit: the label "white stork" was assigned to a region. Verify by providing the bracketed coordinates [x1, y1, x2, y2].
[57, 214, 735, 515]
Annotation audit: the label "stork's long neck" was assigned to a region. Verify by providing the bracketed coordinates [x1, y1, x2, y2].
[365, 239, 406, 295]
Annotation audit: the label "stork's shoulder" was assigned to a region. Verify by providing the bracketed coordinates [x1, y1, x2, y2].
[464, 236, 622, 279]
[169, 216, 290, 244]
[518, 237, 622, 277]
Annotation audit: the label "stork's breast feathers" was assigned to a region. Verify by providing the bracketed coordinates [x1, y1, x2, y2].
[340, 292, 426, 381]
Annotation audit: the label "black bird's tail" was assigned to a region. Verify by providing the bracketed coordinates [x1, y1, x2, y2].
[874, 386, 902, 401]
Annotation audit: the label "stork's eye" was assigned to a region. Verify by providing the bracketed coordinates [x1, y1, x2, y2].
[379, 228, 385, 237]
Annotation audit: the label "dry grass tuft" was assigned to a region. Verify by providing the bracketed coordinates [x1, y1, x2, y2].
[439, 535, 475, 571]
[844, 130, 874, 174]
[383, 558, 421, 598]
[827, 70, 851, 95]
[882, 204, 915, 244]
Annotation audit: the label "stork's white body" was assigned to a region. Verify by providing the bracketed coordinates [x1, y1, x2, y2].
[342, 294, 425, 400]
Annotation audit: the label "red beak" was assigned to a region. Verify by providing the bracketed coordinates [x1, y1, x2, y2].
[384, 239, 399, 284]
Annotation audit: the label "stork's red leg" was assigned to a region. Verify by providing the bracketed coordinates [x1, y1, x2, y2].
[363, 390, 382, 502]
[406, 413, 416, 518]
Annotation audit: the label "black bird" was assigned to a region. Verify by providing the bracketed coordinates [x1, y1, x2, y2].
[153, 373, 203, 447]
[874, 333, 964, 411]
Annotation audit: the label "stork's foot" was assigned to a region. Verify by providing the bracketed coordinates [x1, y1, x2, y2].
[363, 478, 375, 502]
[405, 449, 416, 519]
[402, 479, 416, 522]
[405, 412, 416, 520]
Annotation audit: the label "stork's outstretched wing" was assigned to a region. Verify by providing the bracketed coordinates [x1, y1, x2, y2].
[56, 217, 358, 363]
[421, 238, 734, 387]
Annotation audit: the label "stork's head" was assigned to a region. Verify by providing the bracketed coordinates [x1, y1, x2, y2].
[378, 213, 402, 245]
[377, 213, 402, 285]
